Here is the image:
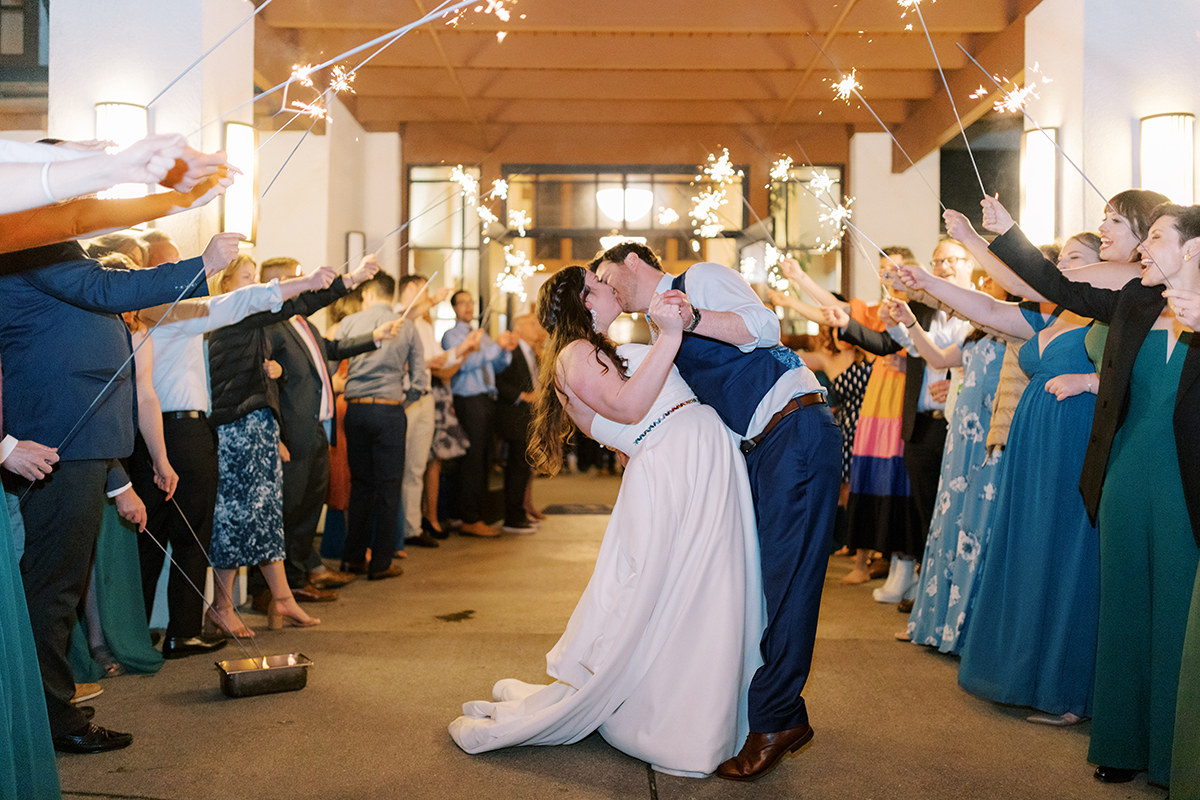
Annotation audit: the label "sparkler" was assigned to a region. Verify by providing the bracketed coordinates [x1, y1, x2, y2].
[657, 207, 680, 226]
[804, 33, 945, 211]
[508, 209, 531, 237]
[494, 245, 545, 303]
[486, 179, 509, 201]
[145, 0, 278, 108]
[832, 69, 863, 103]
[451, 165, 480, 204]
[955, 44, 1112, 210]
[690, 148, 743, 239]
[905, 0, 987, 196]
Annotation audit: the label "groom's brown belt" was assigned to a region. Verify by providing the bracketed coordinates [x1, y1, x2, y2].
[739, 393, 826, 456]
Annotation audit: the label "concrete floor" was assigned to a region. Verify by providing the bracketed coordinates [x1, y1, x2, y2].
[57, 471, 1168, 800]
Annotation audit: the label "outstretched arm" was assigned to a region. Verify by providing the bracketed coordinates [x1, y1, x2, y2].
[944, 208, 1047, 301]
[894, 259, 1033, 340]
[560, 292, 688, 426]
[883, 298, 964, 369]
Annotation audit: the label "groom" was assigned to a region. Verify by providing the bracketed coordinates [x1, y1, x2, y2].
[592, 243, 840, 781]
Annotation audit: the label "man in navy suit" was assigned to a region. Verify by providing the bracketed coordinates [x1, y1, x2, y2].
[0, 233, 241, 753]
[258, 256, 394, 600]
[495, 314, 544, 534]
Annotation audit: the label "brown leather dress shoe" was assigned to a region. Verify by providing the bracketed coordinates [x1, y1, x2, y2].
[715, 724, 814, 781]
[310, 568, 357, 589]
[459, 521, 500, 537]
[293, 584, 338, 602]
[368, 564, 405, 581]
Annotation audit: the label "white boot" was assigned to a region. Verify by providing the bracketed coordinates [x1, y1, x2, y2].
[871, 555, 901, 599]
[873, 556, 915, 603]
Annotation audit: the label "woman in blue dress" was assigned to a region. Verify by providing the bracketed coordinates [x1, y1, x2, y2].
[893, 250, 1137, 723]
[885, 293, 1006, 654]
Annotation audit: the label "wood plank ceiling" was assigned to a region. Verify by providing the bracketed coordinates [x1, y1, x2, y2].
[255, 0, 1043, 169]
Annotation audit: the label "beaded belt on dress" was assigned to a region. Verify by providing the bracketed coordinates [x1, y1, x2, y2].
[632, 397, 699, 446]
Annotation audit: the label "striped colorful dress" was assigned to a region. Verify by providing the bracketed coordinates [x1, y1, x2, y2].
[843, 300, 920, 554]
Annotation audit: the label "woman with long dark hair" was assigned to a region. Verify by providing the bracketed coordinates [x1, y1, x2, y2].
[450, 266, 764, 777]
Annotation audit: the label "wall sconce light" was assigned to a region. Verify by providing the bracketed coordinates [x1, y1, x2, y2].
[596, 186, 654, 225]
[222, 121, 257, 242]
[94, 102, 147, 200]
[1140, 113, 1194, 204]
[1020, 128, 1058, 246]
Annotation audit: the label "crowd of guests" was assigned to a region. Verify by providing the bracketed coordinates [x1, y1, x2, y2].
[0, 134, 560, 799]
[2, 133, 1196, 798]
[773, 191, 1199, 795]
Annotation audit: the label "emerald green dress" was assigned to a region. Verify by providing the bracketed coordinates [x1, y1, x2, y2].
[1174, 566, 1200, 797]
[1089, 331, 1200, 787]
[69, 503, 165, 680]
[1, 500, 62, 799]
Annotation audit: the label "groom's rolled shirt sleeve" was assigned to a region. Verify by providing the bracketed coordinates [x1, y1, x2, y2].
[684, 262, 780, 351]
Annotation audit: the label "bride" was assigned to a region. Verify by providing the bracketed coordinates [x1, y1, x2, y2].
[448, 266, 765, 777]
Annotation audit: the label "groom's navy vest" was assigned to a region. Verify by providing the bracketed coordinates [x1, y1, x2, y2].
[670, 270, 804, 437]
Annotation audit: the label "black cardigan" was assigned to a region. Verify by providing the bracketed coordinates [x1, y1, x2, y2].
[207, 277, 351, 432]
[990, 227, 1200, 547]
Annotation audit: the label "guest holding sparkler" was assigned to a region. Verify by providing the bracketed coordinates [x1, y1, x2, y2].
[978, 195, 1199, 790]
[205, 255, 389, 633]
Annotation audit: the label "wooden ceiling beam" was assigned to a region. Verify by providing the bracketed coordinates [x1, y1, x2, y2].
[889, 18, 1026, 170]
[352, 96, 909, 126]
[262, 0, 1008, 35]
[266, 29, 981, 73]
[348, 66, 937, 101]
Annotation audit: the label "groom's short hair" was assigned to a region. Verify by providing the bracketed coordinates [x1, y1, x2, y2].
[589, 242, 663, 272]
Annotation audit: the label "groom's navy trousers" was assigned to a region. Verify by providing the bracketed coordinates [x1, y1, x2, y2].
[743, 402, 841, 731]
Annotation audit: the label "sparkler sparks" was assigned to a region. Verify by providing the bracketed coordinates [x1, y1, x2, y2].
[329, 65, 357, 95]
[689, 148, 743, 239]
[476, 205, 498, 225]
[508, 209, 531, 236]
[769, 156, 794, 185]
[657, 207, 680, 226]
[988, 63, 1052, 114]
[833, 69, 863, 103]
[445, 0, 517, 27]
[495, 245, 544, 302]
[969, 85, 990, 100]
[451, 165, 479, 204]
[487, 179, 509, 201]
[809, 170, 836, 195]
[289, 99, 330, 122]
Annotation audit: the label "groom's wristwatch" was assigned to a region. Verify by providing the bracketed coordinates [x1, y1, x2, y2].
[684, 305, 701, 332]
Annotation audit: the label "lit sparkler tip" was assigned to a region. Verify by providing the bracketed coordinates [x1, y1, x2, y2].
[290, 99, 330, 122]
[769, 156, 794, 184]
[969, 85, 989, 100]
[329, 65, 357, 95]
[450, 165, 479, 204]
[656, 207, 680, 226]
[992, 82, 1040, 114]
[291, 63, 316, 88]
[808, 170, 836, 194]
[833, 68, 862, 103]
[487, 179, 509, 201]
[496, 31, 508, 42]
[508, 209, 531, 237]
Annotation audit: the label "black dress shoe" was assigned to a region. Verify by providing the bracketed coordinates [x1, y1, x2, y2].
[368, 564, 405, 581]
[1094, 766, 1139, 783]
[405, 533, 440, 548]
[52, 723, 133, 754]
[161, 635, 228, 660]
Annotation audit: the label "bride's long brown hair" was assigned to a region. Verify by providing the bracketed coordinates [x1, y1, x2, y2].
[527, 266, 628, 476]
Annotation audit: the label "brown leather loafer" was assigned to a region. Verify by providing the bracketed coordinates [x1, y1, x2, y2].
[368, 564, 405, 581]
[310, 568, 357, 589]
[293, 584, 338, 602]
[716, 724, 814, 781]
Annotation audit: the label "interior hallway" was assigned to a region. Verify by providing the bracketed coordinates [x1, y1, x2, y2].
[57, 470, 1165, 800]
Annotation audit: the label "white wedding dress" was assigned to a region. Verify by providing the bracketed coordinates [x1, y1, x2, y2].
[449, 344, 765, 777]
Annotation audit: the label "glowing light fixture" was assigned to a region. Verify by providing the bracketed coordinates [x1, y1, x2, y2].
[1020, 128, 1058, 246]
[94, 102, 147, 199]
[596, 187, 654, 225]
[222, 122, 257, 242]
[599, 233, 647, 250]
[1140, 113, 1194, 203]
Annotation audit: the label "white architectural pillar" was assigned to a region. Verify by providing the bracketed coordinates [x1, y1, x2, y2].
[48, 0, 254, 258]
[1026, 0, 1200, 237]
[848, 131, 942, 299]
